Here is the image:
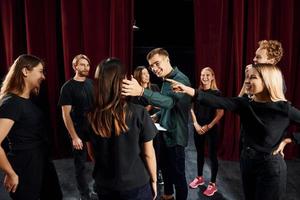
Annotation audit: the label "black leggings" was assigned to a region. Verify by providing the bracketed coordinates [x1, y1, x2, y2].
[193, 127, 218, 183]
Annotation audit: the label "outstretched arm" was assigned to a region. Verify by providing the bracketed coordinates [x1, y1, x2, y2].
[166, 78, 240, 112]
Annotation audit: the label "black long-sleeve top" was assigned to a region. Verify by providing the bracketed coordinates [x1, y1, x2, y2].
[195, 90, 300, 153]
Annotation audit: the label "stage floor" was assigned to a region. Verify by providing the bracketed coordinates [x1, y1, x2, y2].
[1, 133, 300, 200]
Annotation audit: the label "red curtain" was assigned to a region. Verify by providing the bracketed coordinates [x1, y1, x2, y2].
[0, 0, 134, 158]
[194, 0, 300, 160]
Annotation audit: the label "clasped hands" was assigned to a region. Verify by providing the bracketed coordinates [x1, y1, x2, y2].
[194, 122, 211, 135]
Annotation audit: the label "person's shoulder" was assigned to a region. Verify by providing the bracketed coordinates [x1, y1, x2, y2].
[85, 78, 93, 84]
[61, 79, 74, 88]
[0, 94, 24, 112]
[210, 89, 221, 96]
[0, 94, 16, 105]
[127, 102, 145, 113]
[173, 68, 191, 85]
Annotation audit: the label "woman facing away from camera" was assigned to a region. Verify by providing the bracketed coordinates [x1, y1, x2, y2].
[167, 63, 300, 200]
[87, 58, 157, 200]
[188, 67, 224, 197]
[0, 54, 62, 200]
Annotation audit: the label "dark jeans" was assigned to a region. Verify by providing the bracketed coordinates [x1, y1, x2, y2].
[160, 139, 187, 200]
[194, 127, 218, 183]
[73, 142, 90, 197]
[240, 147, 287, 200]
[96, 183, 152, 200]
[153, 132, 163, 170]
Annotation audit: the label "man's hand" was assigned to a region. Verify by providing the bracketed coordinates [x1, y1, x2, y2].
[72, 137, 83, 150]
[122, 76, 143, 96]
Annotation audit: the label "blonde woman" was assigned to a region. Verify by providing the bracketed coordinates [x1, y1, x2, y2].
[189, 67, 224, 197]
[168, 63, 300, 200]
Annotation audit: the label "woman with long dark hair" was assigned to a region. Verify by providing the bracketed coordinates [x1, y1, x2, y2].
[87, 58, 157, 200]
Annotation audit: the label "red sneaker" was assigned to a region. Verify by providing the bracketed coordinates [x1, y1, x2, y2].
[203, 183, 218, 196]
[189, 176, 205, 189]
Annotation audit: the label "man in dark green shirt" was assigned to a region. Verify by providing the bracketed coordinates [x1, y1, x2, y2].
[122, 48, 191, 200]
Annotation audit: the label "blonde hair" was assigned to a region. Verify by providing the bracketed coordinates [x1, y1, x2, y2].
[146, 48, 169, 61]
[258, 40, 283, 64]
[199, 67, 219, 90]
[253, 63, 286, 102]
[72, 54, 90, 69]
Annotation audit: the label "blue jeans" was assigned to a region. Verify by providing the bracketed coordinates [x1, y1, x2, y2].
[96, 183, 152, 200]
[240, 147, 287, 200]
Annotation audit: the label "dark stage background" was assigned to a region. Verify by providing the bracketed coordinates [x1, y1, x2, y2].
[1, 0, 300, 160]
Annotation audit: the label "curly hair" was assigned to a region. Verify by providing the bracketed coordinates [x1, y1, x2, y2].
[258, 40, 283, 64]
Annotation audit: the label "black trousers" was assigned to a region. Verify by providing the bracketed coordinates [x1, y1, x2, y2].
[96, 183, 152, 200]
[193, 127, 218, 183]
[8, 147, 62, 200]
[240, 147, 287, 200]
[73, 142, 90, 197]
[153, 132, 163, 170]
[160, 139, 187, 200]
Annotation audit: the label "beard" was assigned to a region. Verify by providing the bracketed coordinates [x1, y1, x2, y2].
[78, 71, 89, 77]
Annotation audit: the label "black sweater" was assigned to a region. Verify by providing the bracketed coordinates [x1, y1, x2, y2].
[195, 90, 300, 153]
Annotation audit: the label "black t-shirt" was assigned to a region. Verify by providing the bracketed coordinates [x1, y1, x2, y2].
[130, 84, 160, 115]
[0, 93, 47, 150]
[88, 102, 157, 191]
[58, 78, 93, 140]
[194, 89, 221, 125]
[196, 90, 300, 153]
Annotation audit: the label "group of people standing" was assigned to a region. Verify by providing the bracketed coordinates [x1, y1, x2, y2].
[0, 40, 299, 200]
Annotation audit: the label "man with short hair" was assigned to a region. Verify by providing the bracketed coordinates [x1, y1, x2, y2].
[58, 54, 95, 200]
[122, 48, 191, 200]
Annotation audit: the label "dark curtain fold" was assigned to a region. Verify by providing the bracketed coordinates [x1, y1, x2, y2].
[0, 0, 134, 158]
[194, 0, 300, 160]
